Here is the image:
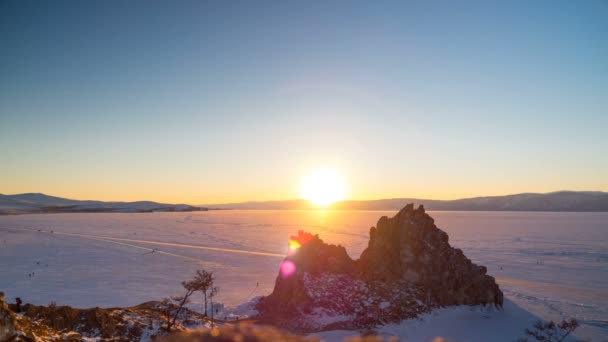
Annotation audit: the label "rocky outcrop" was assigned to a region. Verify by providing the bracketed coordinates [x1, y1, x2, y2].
[257, 204, 503, 331]
[358, 204, 503, 306]
[258, 231, 356, 315]
[0, 299, 211, 341]
[0, 292, 18, 342]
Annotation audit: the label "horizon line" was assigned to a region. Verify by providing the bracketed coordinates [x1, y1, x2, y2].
[2, 190, 607, 206]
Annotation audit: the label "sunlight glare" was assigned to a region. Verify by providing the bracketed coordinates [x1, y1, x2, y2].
[300, 168, 347, 206]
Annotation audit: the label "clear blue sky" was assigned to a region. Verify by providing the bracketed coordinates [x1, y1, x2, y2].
[1, 0, 606, 203]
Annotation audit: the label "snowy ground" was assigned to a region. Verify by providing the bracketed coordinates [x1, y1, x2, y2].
[0, 210, 606, 341]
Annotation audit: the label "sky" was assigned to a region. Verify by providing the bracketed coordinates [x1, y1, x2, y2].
[1, 0, 607, 204]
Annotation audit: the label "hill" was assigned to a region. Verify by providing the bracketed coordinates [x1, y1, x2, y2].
[206, 191, 608, 212]
[3, 191, 606, 214]
[0, 193, 205, 215]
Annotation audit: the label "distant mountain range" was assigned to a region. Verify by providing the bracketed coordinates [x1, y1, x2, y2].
[0, 193, 205, 215]
[2, 191, 607, 215]
[205, 191, 608, 212]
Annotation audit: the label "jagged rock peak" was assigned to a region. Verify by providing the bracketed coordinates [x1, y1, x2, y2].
[288, 231, 355, 275]
[258, 205, 503, 331]
[257, 231, 356, 314]
[358, 203, 503, 307]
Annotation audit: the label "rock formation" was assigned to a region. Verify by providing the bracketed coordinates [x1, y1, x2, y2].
[257, 204, 503, 331]
[0, 299, 210, 341]
[258, 231, 357, 315]
[0, 292, 17, 342]
[359, 204, 503, 306]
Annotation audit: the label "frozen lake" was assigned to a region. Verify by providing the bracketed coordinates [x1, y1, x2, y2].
[0, 210, 607, 340]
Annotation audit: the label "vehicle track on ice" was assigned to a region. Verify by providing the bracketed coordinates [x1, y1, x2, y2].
[11, 227, 286, 258]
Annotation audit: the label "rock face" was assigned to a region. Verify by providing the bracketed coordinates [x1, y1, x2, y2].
[358, 204, 503, 306]
[257, 204, 503, 331]
[0, 292, 17, 341]
[259, 231, 356, 314]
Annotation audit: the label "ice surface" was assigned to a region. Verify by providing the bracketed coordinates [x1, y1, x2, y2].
[0, 210, 606, 341]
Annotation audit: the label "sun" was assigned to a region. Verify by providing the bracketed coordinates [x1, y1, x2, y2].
[300, 168, 347, 206]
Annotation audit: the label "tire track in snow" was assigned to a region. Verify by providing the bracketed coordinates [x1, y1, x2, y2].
[1, 226, 228, 267]
[82, 236, 226, 267]
[20, 227, 286, 258]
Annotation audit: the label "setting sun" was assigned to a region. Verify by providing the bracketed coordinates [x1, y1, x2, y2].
[299, 168, 347, 206]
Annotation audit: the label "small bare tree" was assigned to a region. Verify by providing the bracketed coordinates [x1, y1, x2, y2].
[517, 318, 587, 342]
[161, 268, 216, 332]
[191, 269, 215, 317]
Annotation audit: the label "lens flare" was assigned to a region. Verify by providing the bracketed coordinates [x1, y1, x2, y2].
[280, 260, 296, 278]
[289, 239, 301, 251]
[288, 239, 301, 256]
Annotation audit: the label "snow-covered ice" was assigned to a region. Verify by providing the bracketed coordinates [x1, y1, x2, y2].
[0, 210, 606, 341]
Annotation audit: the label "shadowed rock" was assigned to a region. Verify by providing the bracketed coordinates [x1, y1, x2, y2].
[257, 204, 503, 331]
[259, 231, 356, 314]
[358, 204, 503, 306]
[0, 292, 18, 341]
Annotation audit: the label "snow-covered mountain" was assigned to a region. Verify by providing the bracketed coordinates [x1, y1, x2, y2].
[0, 193, 204, 214]
[206, 191, 608, 211]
